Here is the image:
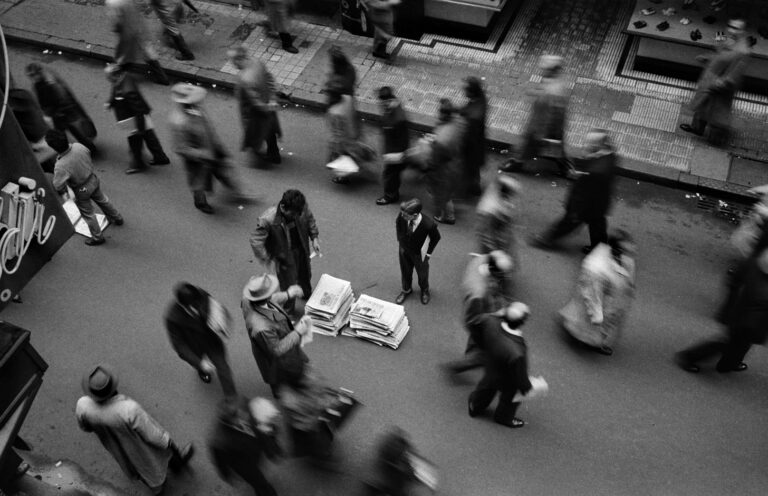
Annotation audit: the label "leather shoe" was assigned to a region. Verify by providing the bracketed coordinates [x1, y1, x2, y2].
[195, 203, 214, 214]
[674, 353, 699, 373]
[149, 157, 170, 166]
[197, 370, 212, 383]
[495, 417, 525, 428]
[468, 396, 481, 418]
[420, 289, 430, 305]
[111, 217, 124, 226]
[84, 237, 105, 246]
[124, 166, 146, 175]
[717, 362, 748, 373]
[376, 196, 398, 205]
[395, 290, 411, 304]
[597, 345, 613, 356]
[169, 443, 194, 472]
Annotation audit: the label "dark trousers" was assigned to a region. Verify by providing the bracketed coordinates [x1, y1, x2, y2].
[276, 248, 311, 313]
[469, 371, 520, 423]
[519, 133, 574, 175]
[382, 160, 407, 200]
[677, 333, 752, 372]
[399, 248, 429, 292]
[216, 451, 276, 496]
[446, 335, 485, 373]
[174, 334, 238, 397]
[543, 211, 607, 248]
[691, 110, 729, 146]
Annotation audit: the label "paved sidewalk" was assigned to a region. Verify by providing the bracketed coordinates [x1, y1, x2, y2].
[2, 0, 767, 202]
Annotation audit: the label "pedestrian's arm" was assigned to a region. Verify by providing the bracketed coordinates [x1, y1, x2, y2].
[258, 326, 302, 357]
[579, 269, 604, 325]
[51, 167, 70, 195]
[128, 402, 172, 450]
[75, 399, 93, 432]
[425, 223, 441, 257]
[172, 124, 210, 162]
[304, 206, 320, 242]
[249, 218, 271, 264]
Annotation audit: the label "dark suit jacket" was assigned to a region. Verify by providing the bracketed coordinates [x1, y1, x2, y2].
[723, 256, 768, 345]
[465, 295, 532, 395]
[108, 73, 151, 121]
[381, 99, 409, 154]
[396, 214, 441, 258]
[250, 204, 319, 269]
[164, 291, 225, 364]
[242, 292, 308, 387]
[566, 151, 616, 220]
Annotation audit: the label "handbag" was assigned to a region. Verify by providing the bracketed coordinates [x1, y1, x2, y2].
[538, 138, 564, 159]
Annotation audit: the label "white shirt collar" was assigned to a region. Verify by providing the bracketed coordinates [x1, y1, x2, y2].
[501, 321, 523, 337]
[411, 213, 422, 229]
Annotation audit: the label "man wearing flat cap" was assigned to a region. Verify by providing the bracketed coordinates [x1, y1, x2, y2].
[395, 198, 441, 305]
[466, 301, 534, 429]
[75, 364, 194, 494]
[679, 18, 750, 146]
[241, 273, 312, 397]
[169, 83, 251, 213]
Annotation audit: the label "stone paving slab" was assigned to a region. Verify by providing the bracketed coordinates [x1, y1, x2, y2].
[2, 0, 768, 203]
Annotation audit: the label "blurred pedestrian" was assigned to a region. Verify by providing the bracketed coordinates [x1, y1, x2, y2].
[499, 55, 576, 179]
[466, 301, 533, 429]
[376, 86, 410, 206]
[426, 98, 464, 225]
[209, 396, 283, 496]
[529, 128, 617, 253]
[148, 0, 195, 61]
[442, 250, 514, 377]
[324, 45, 357, 97]
[26, 63, 98, 153]
[105, 63, 170, 175]
[361, 0, 400, 59]
[395, 198, 441, 305]
[228, 45, 282, 167]
[476, 174, 521, 262]
[164, 282, 237, 397]
[361, 427, 436, 496]
[75, 364, 194, 495]
[459, 76, 487, 197]
[676, 247, 768, 373]
[250, 189, 320, 307]
[169, 83, 251, 214]
[325, 88, 376, 184]
[558, 231, 636, 356]
[5, 73, 48, 145]
[256, 0, 299, 53]
[105, 0, 170, 85]
[679, 19, 750, 146]
[241, 273, 309, 397]
[45, 129, 123, 246]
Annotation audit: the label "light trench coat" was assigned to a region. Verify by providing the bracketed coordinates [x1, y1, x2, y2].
[559, 243, 635, 348]
[75, 394, 172, 491]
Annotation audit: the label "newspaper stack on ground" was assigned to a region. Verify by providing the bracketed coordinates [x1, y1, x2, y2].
[63, 198, 108, 238]
[305, 274, 354, 336]
[348, 294, 410, 349]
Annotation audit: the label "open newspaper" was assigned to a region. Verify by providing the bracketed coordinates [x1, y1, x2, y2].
[305, 274, 354, 336]
[348, 294, 410, 349]
[62, 198, 109, 238]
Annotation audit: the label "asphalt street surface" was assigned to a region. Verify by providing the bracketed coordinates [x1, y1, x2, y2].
[4, 44, 768, 496]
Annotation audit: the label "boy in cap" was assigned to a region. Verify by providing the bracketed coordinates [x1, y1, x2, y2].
[395, 198, 441, 305]
[75, 364, 194, 494]
[45, 129, 123, 246]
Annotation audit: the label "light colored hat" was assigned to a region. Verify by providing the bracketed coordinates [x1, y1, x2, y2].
[538, 55, 564, 72]
[242, 273, 279, 302]
[585, 128, 610, 149]
[104, 63, 124, 75]
[489, 250, 514, 272]
[226, 45, 248, 62]
[81, 364, 118, 402]
[171, 83, 207, 104]
[249, 397, 280, 424]
[727, 19, 746, 32]
[496, 174, 521, 195]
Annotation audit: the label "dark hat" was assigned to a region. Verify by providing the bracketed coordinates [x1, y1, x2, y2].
[242, 273, 279, 302]
[400, 198, 422, 215]
[82, 364, 118, 402]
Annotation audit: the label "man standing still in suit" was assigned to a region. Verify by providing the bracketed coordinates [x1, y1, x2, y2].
[395, 199, 441, 305]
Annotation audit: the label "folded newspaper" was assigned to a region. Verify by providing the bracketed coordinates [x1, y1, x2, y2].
[347, 294, 410, 349]
[62, 198, 109, 238]
[305, 274, 354, 336]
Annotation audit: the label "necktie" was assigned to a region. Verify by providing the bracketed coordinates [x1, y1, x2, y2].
[408, 220, 415, 232]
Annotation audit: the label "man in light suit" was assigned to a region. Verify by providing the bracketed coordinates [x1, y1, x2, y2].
[395, 198, 441, 305]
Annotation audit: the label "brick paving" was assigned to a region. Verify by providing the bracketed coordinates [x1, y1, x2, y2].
[2, 0, 768, 199]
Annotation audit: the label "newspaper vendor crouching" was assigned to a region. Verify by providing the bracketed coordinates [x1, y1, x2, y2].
[241, 274, 359, 466]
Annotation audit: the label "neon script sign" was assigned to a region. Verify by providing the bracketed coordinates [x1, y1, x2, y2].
[0, 177, 57, 301]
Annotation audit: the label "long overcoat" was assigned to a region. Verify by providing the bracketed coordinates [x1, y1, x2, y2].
[235, 59, 281, 151]
[691, 37, 750, 129]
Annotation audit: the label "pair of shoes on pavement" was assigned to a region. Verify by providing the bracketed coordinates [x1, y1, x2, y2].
[376, 195, 399, 205]
[395, 289, 430, 305]
[674, 353, 747, 373]
[85, 237, 105, 246]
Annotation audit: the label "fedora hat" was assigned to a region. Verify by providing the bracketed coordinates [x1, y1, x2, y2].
[171, 83, 207, 105]
[82, 364, 118, 402]
[242, 273, 279, 302]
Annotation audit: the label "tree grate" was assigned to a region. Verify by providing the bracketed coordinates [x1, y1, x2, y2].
[696, 195, 752, 224]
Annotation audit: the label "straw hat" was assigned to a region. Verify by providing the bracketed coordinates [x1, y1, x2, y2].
[538, 55, 563, 73]
[171, 83, 207, 105]
[242, 273, 279, 302]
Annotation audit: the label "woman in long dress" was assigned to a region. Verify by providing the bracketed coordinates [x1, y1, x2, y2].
[559, 230, 636, 356]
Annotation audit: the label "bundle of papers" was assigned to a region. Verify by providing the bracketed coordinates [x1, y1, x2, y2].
[348, 294, 410, 349]
[63, 198, 108, 238]
[305, 274, 354, 336]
